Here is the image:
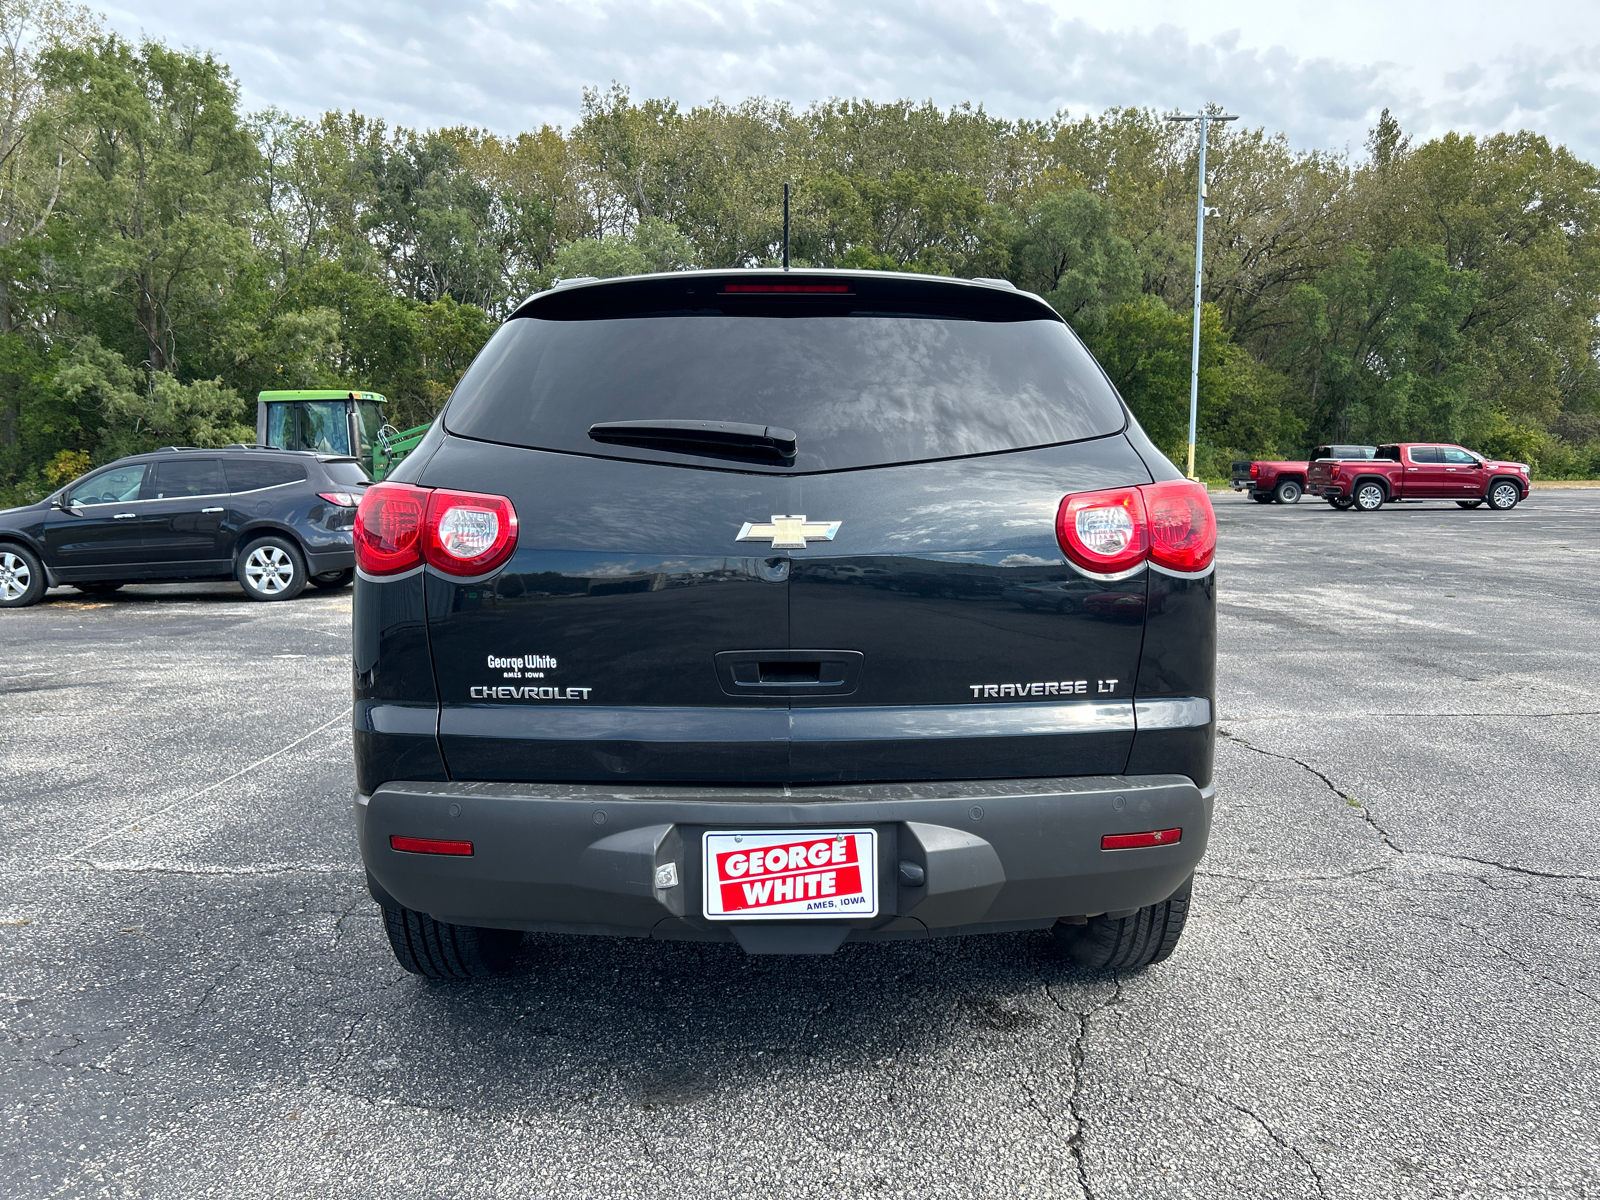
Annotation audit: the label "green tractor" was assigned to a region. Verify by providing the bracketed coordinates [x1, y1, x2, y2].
[255, 390, 432, 481]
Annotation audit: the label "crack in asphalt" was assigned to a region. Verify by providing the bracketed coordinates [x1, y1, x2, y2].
[188, 962, 242, 1019]
[1457, 925, 1600, 1009]
[1219, 730, 1600, 884]
[1154, 1073, 1331, 1200]
[328, 899, 363, 952]
[1031, 943, 1120, 1200]
[1219, 728, 1398, 848]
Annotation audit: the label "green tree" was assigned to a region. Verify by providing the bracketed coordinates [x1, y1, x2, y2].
[1282, 244, 1479, 443]
[0, 0, 97, 482]
[1087, 295, 1295, 471]
[1010, 188, 1138, 328]
[54, 335, 251, 458]
[41, 36, 258, 376]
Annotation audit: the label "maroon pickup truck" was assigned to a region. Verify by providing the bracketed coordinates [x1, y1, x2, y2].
[1231, 446, 1376, 504]
[1307, 443, 1531, 511]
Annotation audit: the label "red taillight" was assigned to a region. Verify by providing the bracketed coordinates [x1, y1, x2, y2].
[355, 482, 427, 575]
[1101, 828, 1182, 851]
[1055, 481, 1216, 578]
[1330, 465, 1342, 480]
[318, 491, 358, 508]
[422, 489, 519, 576]
[1249, 463, 1259, 478]
[722, 282, 851, 293]
[1144, 480, 1217, 574]
[355, 484, 519, 578]
[390, 835, 473, 856]
[1055, 487, 1149, 576]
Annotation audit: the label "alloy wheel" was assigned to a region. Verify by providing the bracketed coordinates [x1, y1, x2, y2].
[245, 545, 295, 594]
[1356, 484, 1384, 511]
[0, 552, 30, 602]
[1490, 483, 1519, 510]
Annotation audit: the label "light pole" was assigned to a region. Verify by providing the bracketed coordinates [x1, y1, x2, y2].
[1166, 104, 1236, 480]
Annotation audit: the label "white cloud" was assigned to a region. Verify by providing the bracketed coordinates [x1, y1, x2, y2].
[100, 0, 1600, 159]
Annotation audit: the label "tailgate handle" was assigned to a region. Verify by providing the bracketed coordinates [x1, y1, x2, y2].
[715, 650, 863, 696]
[757, 660, 823, 684]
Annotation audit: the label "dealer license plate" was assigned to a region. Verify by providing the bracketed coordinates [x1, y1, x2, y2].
[702, 830, 878, 920]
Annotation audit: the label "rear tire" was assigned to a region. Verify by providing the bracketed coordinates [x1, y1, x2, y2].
[310, 568, 354, 590]
[381, 902, 520, 979]
[1487, 480, 1520, 510]
[1353, 481, 1386, 511]
[0, 545, 46, 608]
[1054, 875, 1192, 971]
[1273, 480, 1302, 504]
[237, 536, 307, 601]
[1456, 500, 1483, 509]
[72, 581, 124, 594]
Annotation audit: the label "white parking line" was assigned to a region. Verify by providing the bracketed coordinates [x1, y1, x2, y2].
[60, 707, 352, 862]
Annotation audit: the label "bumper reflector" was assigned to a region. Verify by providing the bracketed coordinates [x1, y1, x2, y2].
[390, 835, 474, 856]
[1101, 828, 1182, 851]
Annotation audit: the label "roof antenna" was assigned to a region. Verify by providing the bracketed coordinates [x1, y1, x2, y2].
[782, 182, 790, 271]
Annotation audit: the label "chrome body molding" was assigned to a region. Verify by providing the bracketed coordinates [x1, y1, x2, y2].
[355, 564, 424, 584]
[791, 701, 1136, 739]
[1132, 697, 1213, 730]
[1061, 559, 1147, 583]
[438, 697, 1212, 742]
[1150, 561, 1217, 581]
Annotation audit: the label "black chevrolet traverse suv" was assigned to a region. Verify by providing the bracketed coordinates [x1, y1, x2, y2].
[353, 270, 1217, 976]
[0, 446, 367, 607]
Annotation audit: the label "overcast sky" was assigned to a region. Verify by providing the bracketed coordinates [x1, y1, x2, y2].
[99, 0, 1600, 160]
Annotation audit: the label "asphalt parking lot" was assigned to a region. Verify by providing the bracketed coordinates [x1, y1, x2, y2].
[3, 490, 1598, 1199]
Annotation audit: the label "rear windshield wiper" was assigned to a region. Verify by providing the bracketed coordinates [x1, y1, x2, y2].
[587, 419, 798, 464]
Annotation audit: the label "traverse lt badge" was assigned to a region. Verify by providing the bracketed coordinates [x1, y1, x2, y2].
[735, 515, 841, 550]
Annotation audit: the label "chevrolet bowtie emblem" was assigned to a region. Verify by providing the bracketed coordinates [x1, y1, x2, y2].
[736, 515, 841, 549]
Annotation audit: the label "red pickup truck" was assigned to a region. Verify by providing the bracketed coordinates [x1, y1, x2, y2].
[1307, 443, 1531, 511]
[1231, 446, 1376, 504]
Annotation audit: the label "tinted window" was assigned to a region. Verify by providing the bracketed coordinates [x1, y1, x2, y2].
[322, 460, 371, 485]
[68, 464, 146, 506]
[146, 458, 225, 499]
[264, 401, 352, 455]
[225, 458, 306, 492]
[265, 403, 293, 450]
[1441, 447, 1478, 465]
[1319, 445, 1376, 459]
[299, 401, 351, 455]
[1376, 446, 1402, 461]
[444, 315, 1126, 473]
[1408, 446, 1442, 464]
[355, 401, 385, 461]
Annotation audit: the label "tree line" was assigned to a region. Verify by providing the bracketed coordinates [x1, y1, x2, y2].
[2, 2, 1597, 503]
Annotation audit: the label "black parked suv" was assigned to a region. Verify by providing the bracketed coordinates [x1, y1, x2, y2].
[353, 271, 1217, 977]
[0, 446, 368, 607]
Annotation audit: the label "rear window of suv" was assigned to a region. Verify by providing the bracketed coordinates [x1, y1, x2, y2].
[443, 307, 1127, 473]
[322, 461, 371, 486]
[225, 459, 306, 492]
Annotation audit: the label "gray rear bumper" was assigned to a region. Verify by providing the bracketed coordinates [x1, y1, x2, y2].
[356, 774, 1213, 950]
[303, 545, 355, 574]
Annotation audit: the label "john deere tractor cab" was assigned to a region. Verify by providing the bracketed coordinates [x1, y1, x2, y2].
[256, 390, 429, 481]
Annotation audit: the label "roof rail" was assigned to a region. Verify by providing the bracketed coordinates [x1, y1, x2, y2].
[152, 443, 316, 456]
